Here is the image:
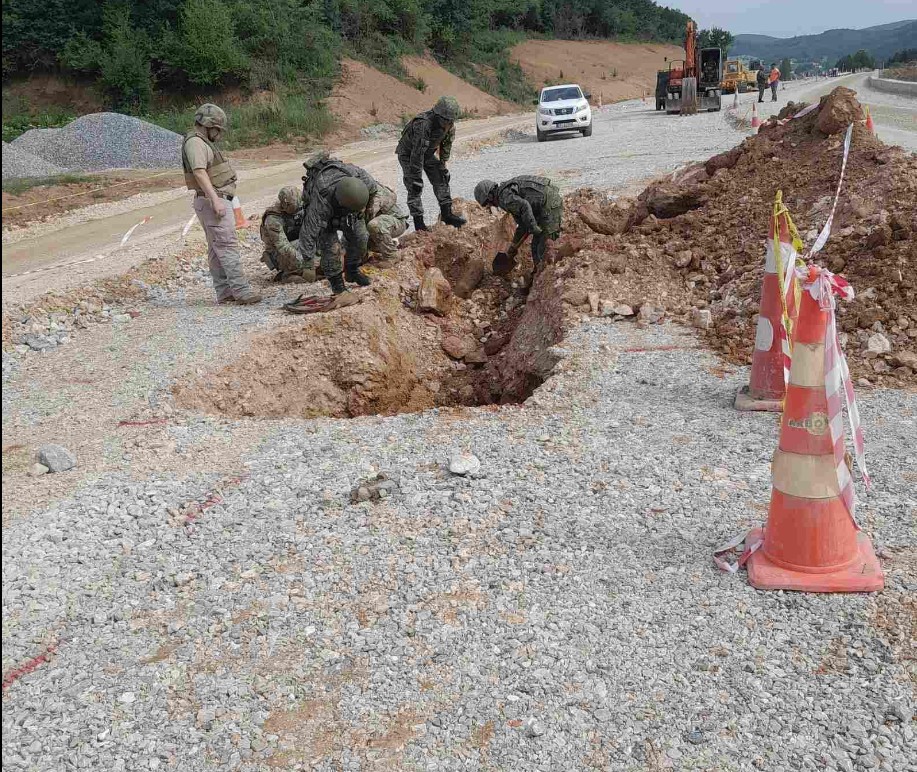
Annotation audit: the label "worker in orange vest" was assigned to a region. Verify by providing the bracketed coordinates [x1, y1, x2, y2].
[768, 63, 781, 102]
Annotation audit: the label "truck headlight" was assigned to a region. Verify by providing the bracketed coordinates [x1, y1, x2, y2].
[576, 103, 589, 113]
[538, 107, 552, 116]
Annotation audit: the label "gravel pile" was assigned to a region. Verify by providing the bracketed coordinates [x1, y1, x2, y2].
[2, 320, 914, 771]
[1, 141, 68, 180]
[11, 113, 183, 172]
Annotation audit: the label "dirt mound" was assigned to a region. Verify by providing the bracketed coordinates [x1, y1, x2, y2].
[511, 39, 683, 103]
[555, 87, 916, 387]
[326, 59, 514, 140]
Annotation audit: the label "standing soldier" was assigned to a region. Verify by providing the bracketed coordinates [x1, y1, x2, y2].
[396, 96, 466, 232]
[298, 154, 376, 293]
[756, 63, 768, 103]
[260, 186, 307, 283]
[473, 175, 563, 273]
[366, 182, 409, 260]
[181, 103, 261, 304]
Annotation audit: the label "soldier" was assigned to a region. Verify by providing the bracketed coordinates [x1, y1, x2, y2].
[396, 96, 466, 232]
[181, 103, 261, 304]
[473, 175, 563, 271]
[366, 182, 409, 260]
[298, 154, 375, 293]
[260, 186, 307, 283]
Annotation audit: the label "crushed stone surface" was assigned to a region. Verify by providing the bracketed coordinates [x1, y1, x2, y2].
[11, 112, 183, 173]
[1, 141, 67, 180]
[2, 81, 915, 772]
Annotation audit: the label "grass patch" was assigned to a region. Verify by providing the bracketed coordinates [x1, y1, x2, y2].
[442, 31, 537, 105]
[2, 173, 95, 195]
[1, 92, 77, 142]
[145, 84, 333, 149]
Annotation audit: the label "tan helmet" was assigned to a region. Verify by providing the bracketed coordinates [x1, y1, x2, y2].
[278, 186, 302, 214]
[334, 177, 369, 212]
[194, 103, 228, 130]
[432, 96, 460, 122]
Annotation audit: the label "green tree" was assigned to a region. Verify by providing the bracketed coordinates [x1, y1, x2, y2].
[779, 57, 792, 81]
[160, 0, 248, 86]
[698, 27, 734, 54]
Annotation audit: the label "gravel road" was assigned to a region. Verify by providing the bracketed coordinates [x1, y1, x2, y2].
[3, 76, 915, 771]
[3, 316, 915, 771]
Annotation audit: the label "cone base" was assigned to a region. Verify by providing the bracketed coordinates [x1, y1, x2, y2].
[746, 528, 884, 593]
[734, 385, 783, 413]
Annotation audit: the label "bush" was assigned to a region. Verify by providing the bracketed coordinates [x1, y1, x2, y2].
[161, 0, 249, 87]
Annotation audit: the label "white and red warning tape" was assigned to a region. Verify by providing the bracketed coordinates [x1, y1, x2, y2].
[800, 267, 868, 523]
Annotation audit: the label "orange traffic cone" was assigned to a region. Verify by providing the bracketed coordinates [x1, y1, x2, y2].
[864, 106, 875, 134]
[745, 267, 883, 592]
[751, 102, 761, 131]
[735, 193, 799, 412]
[232, 196, 250, 229]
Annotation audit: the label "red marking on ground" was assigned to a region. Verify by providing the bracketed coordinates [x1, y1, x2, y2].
[181, 475, 247, 525]
[2, 644, 58, 692]
[117, 418, 169, 427]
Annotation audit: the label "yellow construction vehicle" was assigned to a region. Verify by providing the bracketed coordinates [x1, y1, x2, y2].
[720, 60, 758, 93]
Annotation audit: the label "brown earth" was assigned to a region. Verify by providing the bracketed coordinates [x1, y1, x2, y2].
[510, 39, 683, 103]
[326, 58, 515, 141]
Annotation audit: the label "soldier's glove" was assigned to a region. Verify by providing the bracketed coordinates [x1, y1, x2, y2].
[301, 266, 317, 283]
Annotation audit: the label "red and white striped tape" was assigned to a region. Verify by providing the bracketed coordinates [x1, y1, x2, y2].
[806, 124, 853, 259]
[119, 215, 153, 247]
[799, 267, 868, 523]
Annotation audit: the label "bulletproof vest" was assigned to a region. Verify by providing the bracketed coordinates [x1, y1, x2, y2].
[302, 157, 355, 202]
[397, 111, 447, 156]
[182, 130, 236, 192]
[260, 204, 302, 241]
[501, 175, 552, 206]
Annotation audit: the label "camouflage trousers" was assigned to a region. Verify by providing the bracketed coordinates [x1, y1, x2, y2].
[367, 213, 408, 259]
[302, 219, 369, 278]
[531, 184, 564, 266]
[260, 245, 303, 276]
[398, 156, 452, 218]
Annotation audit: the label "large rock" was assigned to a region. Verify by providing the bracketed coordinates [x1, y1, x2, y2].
[579, 203, 620, 235]
[448, 452, 481, 476]
[704, 147, 742, 176]
[815, 87, 863, 136]
[418, 267, 452, 316]
[38, 444, 76, 473]
[867, 333, 891, 354]
[641, 183, 704, 219]
[441, 334, 476, 360]
[453, 258, 485, 298]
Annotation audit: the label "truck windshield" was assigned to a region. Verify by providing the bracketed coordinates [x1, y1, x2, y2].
[542, 87, 582, 102]
[727, 63, 738, 73]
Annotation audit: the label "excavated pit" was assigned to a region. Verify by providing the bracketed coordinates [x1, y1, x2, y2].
[172, 203, 570, 420]
[173, 87, 917, 420]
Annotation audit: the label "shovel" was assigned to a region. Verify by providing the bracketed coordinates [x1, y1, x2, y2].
[492, 233, 530, 277]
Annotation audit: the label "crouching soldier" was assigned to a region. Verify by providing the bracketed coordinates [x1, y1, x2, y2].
[473, 175, 563, 271]
[366, 182, 409, 260]
[299, 154, 375, 293]
[260, 186, 308, 282]
[397, 96, 466, 232]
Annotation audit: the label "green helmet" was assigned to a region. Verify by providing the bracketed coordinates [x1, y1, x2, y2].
[432, 96, 460, 122]
[194, 103, 227, 130]
[278, 186, 302, 215]
[474, 179, 497, 207]
[334, 177, 369, 212]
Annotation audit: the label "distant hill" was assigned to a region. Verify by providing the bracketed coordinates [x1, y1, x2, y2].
[732, 20, 917, 63]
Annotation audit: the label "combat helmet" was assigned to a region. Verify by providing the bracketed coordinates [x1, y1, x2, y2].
[474, 179, 498, 207]
[335, 177, 369, 212]
[194, 103, 228, 130]
[432, 96, 461, 122]
[278, 186, 302, 215]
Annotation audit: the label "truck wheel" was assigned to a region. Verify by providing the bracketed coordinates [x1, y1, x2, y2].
[581, 124, 593, 137]
[536, 128, 545, 142]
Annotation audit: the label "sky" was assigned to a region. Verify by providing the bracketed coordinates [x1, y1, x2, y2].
[671, 0, 917, 37]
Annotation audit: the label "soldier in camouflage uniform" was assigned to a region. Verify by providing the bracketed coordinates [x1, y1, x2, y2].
[260, 186, 307, 282]
[365, 182, 409, 259]
[396, 96, 466, 232]
[298, 153, 377, 292]
[474, 176, 563, 269]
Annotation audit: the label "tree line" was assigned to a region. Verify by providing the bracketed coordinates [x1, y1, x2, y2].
[2, 0, 691, 112]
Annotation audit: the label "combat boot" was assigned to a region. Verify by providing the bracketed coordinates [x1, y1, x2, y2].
[345, 268, 371, 286]
[413, 215, 428, 232]
[328, 274, 347, 294]
[440, 203, 466, 228]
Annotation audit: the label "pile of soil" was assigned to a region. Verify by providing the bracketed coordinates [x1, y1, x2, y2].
[547, 87, 917, 388]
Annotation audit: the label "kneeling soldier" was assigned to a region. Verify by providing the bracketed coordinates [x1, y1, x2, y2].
[260, 185, 307, 282]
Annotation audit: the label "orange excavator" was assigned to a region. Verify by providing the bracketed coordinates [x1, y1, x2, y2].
[665, 21, 723, 114]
